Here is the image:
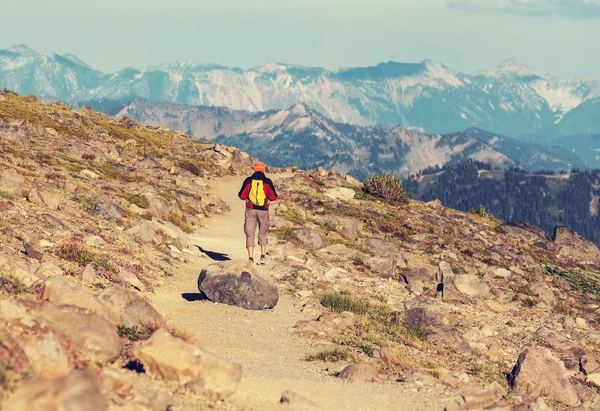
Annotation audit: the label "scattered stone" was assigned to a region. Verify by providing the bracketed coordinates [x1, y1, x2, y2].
[293, 228, 326, 249]
[454, 275, 491, 298]
[93, 197, 122, 222]
[363, 238, 402, 258]
[120, 269, 147, 292]
[27, 184, 61, 210]
[508, 347, 579, 406]
[337, 363, 379, 382]
[22, 241, 43, 260]
[135, 329, 242, 399]
[79, 263, 97, 284]
[1, 370, 106, 411]
[80, 169, 100, 179]
[98, 285, 166, 329]
[198, 260, 279, 310]
[84, 235, 107, 248]
[127, 222, 156, 243]
[445, 382, 504, 411]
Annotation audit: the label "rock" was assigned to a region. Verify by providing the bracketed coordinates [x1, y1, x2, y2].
[392, 308, 470, 354]
[454, 275, 491, 298]
[324, 187, 355, 201]
[531, 327, 585, 372]
[39, 276, 117, 323]
[437, 261, 454, 282]
[135, 329, 242, 399]
[501, 222, 547, 243]
[280, 390, 317, 408]
[554, 226, 600, 264]
[35, 262, 64, 277]
[151, 219, 190, 244]
[363, 238, 402, 258]
[0, 169, 23, 198]
[80, 169, 101, 179]
[97, 285, 166, 329]
[22, 241, 43, 260]
[1, 370, 106, 411]
[127, 222, 156, 243]
[21, 332, 70, 378]
[293, 228, 326, 249]
[508, 347, 579, 406]
[440, 277, 469, 304]
[27, 184, 61, 210]
[401, 267, 436, 295]
[198, 260, 279, 310]
[581, 354, 600, 385]
[120, 269, 147, 292]
[84, 235, 106, 248]
[337, 363, 379, 382]
[79, 263, 97, 284]
[365, 257, 398, 278]
[3, 300, 123, 364]
[93, 197, 122, 222]
[445, 382, 504, 411]
[101, 368, 135, 398]
[425, 199, 443, 209]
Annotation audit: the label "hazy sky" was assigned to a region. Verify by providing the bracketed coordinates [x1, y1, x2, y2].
[1, 0, 599, 78]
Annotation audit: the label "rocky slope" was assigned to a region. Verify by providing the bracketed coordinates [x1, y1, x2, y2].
[2, 45, 600, 136]
[3, 91, 600, 410]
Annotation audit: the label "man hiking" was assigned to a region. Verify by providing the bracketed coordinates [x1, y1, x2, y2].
[238, 161, 278, 264]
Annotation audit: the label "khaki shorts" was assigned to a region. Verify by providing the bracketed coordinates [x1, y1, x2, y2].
[244, 208, 270, 247]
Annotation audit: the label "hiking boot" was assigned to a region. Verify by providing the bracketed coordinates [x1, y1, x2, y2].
[248, 257, 254, 263]
[258, 255, 266, 265]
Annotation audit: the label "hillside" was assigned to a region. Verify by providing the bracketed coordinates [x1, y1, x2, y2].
[405, 160, 600, 245]
[4, 91, 600, 410]
[2, 45, 600, 137]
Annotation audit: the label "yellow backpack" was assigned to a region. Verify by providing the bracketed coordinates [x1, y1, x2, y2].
[248, 179, 266, 207]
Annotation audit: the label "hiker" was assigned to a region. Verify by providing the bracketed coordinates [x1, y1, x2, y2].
[238, 161, 278, 264]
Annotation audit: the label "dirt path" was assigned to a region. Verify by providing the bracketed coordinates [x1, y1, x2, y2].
[149, 174, 448, 411]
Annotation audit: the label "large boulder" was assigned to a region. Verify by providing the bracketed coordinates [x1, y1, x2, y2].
[1, 370, 106, 411]
[97, 285, 166, 329]
[500, 222, 547, 243]
[554, 226, 600, 265]
[337, 363, 379, 382]
[1, 300, 123, 364]
[0, 169, 23, 198]
[135, 329, 242, 399]
[38, 276, 119, 324]
[198, 260, 278, 310]
[508, 347, 579, 406]
[20, 332, 70, 378]
[362, 238, 401, 257]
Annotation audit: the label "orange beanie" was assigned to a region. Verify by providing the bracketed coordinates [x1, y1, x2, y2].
[254, 162, 266, 172]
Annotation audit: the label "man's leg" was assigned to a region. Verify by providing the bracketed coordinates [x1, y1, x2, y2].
[244, 208, 258, 261]
[257, 210, 271, 263]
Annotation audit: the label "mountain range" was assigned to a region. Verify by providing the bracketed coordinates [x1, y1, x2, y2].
[105, 99, 584, 178]
[1, 44, 599, 138]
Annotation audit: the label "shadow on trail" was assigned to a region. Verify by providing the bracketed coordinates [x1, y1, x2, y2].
[182, 292, 209, 302]
[195, 246, 231, 261]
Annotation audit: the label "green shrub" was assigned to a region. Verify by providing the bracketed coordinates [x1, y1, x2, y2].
[470, 204, 496, 219]
[118, 192, 150, 209]
[306, 347, 352, 362]
[117, 325, 145, 341]
[167, 212, 193, 234]
[1, 88, 17, 95]
[321, 291, 370, 315]
[362, 172, 409, 204]
[0, 190, 14, 200]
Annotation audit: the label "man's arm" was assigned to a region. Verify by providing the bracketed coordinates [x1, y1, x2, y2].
[238, 178, 251, 200]
[265, 178, 277, 201]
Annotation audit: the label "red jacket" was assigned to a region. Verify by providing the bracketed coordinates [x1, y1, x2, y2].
[238, 172, 277, 210]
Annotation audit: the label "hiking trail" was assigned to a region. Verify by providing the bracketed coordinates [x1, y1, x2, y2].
[149, 174, 447, 411]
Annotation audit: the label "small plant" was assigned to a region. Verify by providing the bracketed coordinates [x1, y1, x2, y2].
[55, 241, 95, 265]
[118, 192, 150, 209]
[0, 271, 29, 295]
[522, 297, 537, 308]
[553, 302, 574, 315]
[320, 291, 370, 315]
[402, 309, 432, 341]
[451, 267, 460, 275]
[167, 212, 193, 234]
[306, 347, 352, 362]
[179, 160, 202, 176]
[82, 153, 96, 161]
[470, 204, 496, 219]
[1, 88, 17, 95]
[117, 325, 145, 341]
[0, 190, 14, 200]
[362, 172, 409, 204]
[73, 195, 97, 212]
